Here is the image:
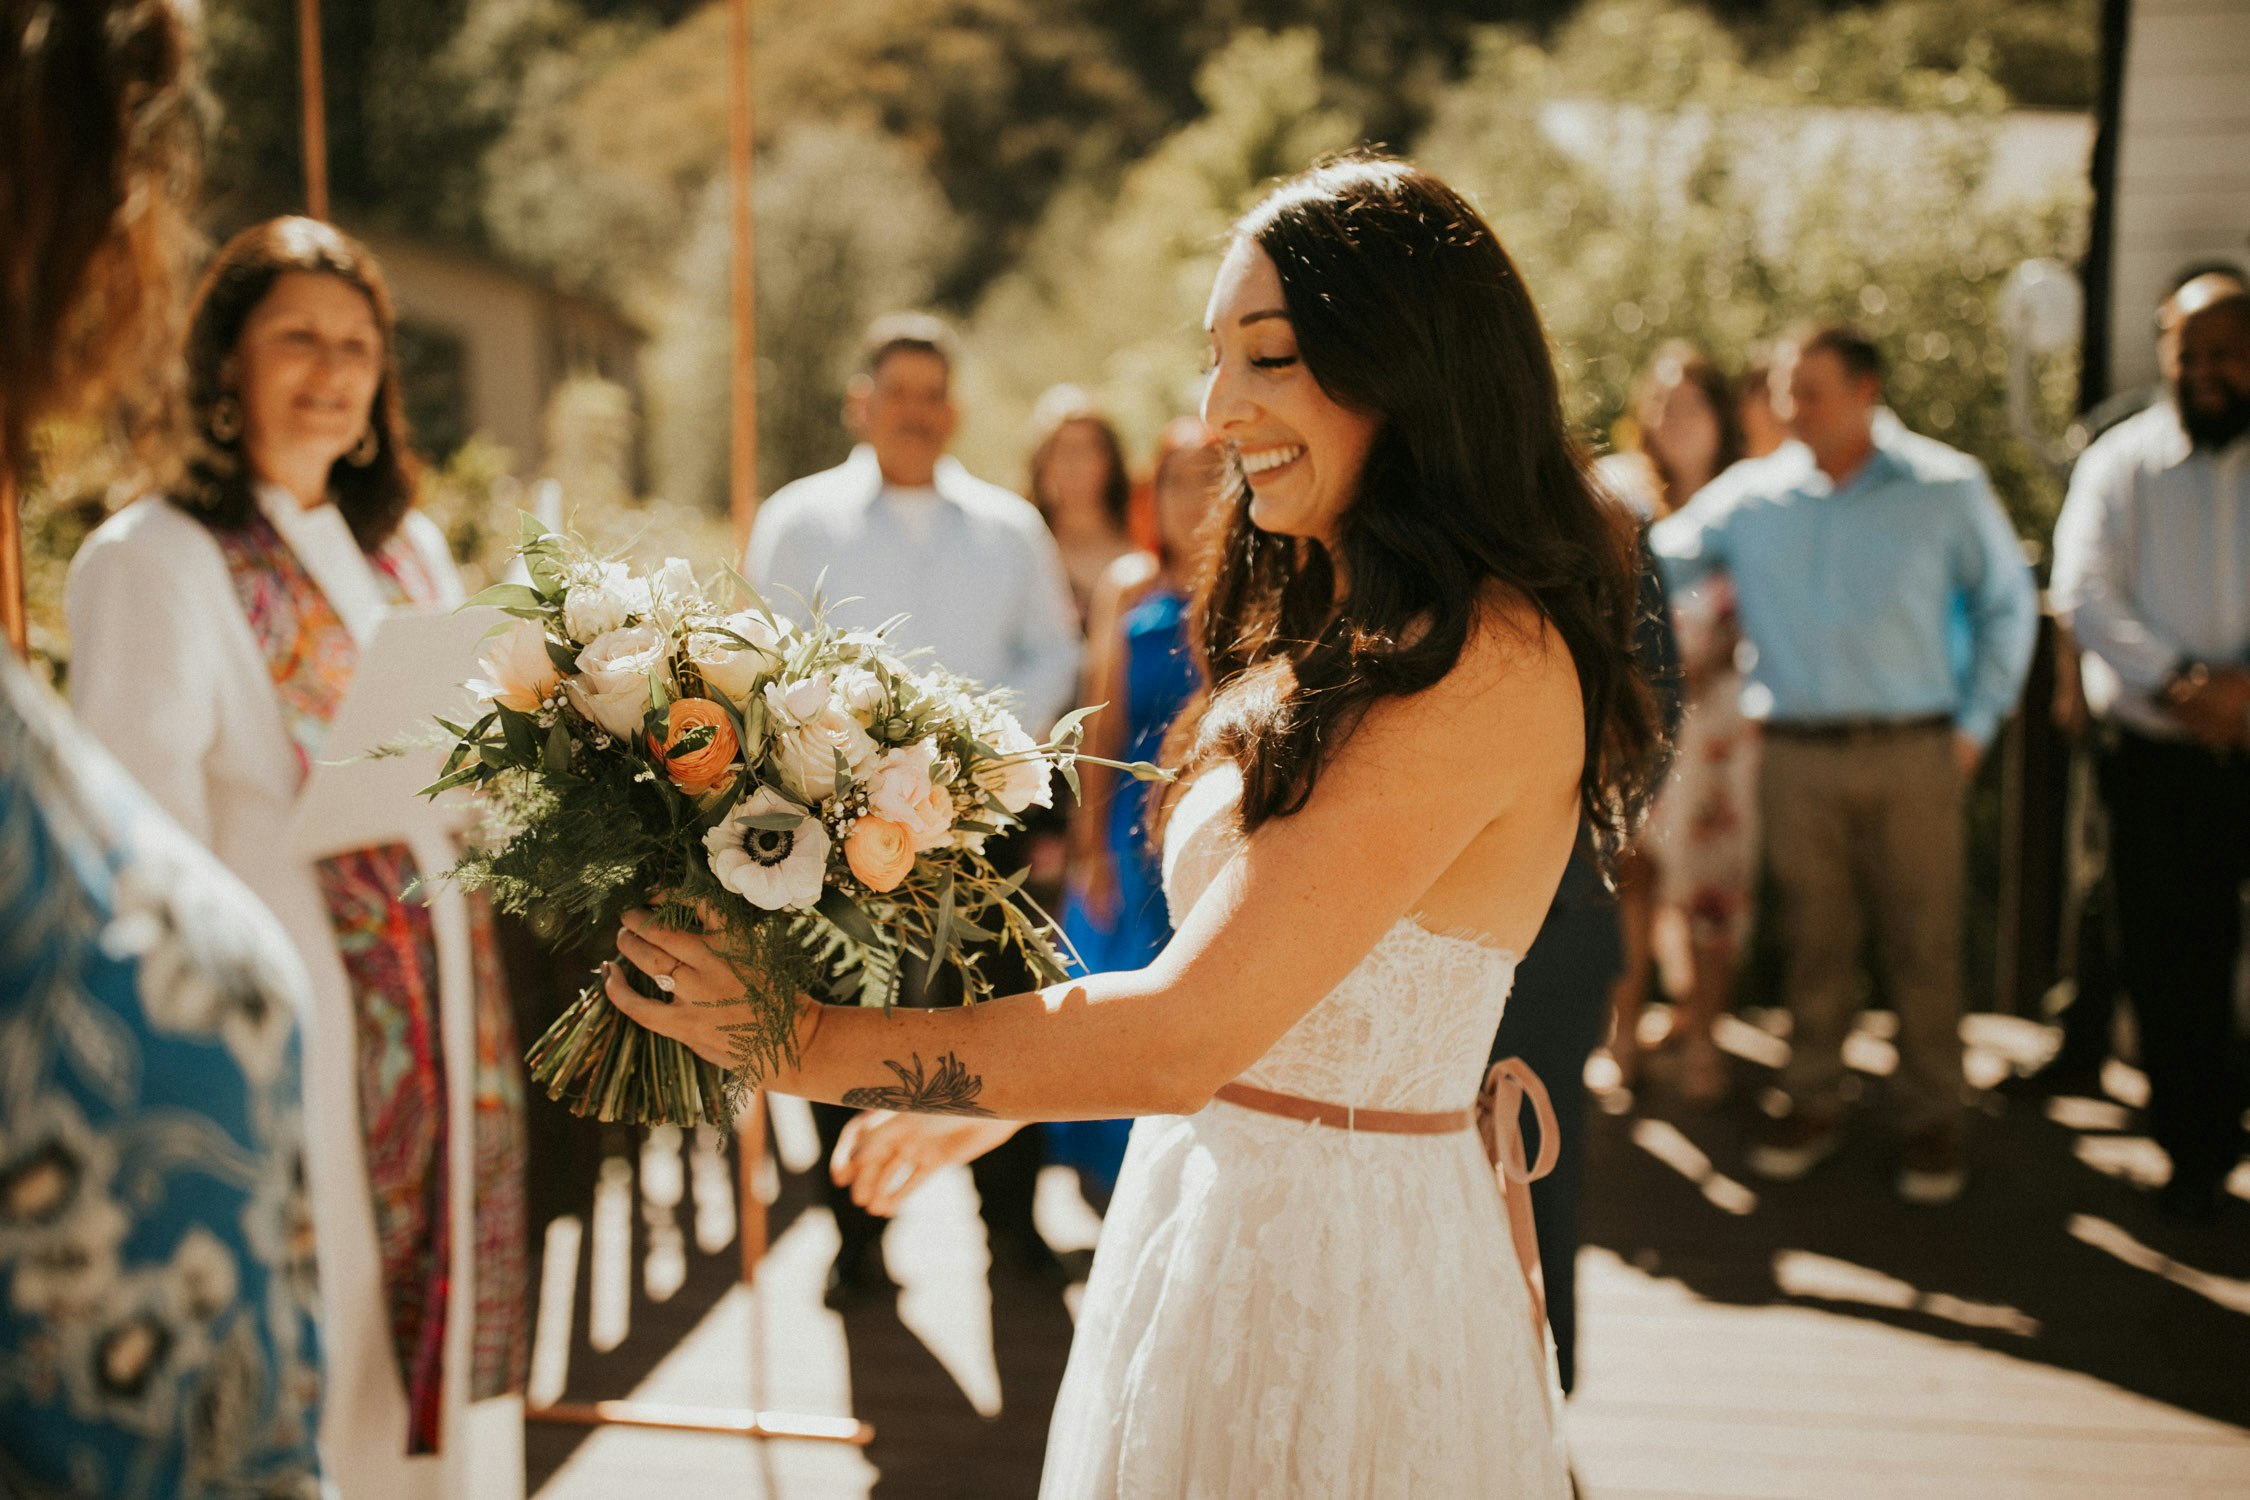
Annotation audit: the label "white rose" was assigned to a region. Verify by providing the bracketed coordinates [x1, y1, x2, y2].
[562, 563, 641, 642]
[566, 623, 671, 740]
[469, 617, 563, 713]
[865, 738, 958, 851]
[832, 666, 889, 726]
[972, 711, 1053, 814]
[765, 671, 831, 724]
[690, 611, 783, 706]
[763, 672, 877, 801]
[704, 788, 831, 911]
[649, 556, 698, 605]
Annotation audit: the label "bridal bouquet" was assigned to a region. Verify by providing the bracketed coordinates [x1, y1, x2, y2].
[423, 516, 1151, 1127]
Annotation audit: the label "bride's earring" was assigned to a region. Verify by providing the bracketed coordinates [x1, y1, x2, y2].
[207, 394, 243, 444]
[346, 426, 379, 467]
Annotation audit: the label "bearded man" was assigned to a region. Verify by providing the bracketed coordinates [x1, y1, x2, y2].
[2050, 273, 2250, 1224]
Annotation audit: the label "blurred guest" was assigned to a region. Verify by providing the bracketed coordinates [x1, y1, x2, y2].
[749, 312, 1080, 1302]
[67, 219, 527, 1498]
[1, 6, 323, 1493]
[1064, 419, 1220, 970]
[1599, 345, 1753, 1104]
[1049, 421, 1221, 1206]
[2049, 274, 2250, 1223]
[1491, 516, 1683, 1395]
[1735, 353, 1789, 460]
[2079, 262, 2247, 443]
[1653, 323, 2038, 1205]
[1027, 385, 1137, 620]
[2009, 267, 2247, 1101]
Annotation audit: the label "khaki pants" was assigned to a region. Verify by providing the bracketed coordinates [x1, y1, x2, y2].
[1760, 727, 1966, 1136]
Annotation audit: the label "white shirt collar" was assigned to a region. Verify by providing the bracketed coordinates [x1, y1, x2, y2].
[2146, 399, 2250, 471]
[253, 481, 391, 647]
[839, 445, 977, 513]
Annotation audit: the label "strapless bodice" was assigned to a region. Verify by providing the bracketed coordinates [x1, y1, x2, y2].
[1160, 765, 1520, 1113]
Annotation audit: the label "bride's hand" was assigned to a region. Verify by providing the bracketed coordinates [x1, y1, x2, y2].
[833, 1110, 1026, 1217]
[605, 908, 816, 1071]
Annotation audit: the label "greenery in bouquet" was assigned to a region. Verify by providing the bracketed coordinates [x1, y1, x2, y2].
[423, 515, 1157, 1127]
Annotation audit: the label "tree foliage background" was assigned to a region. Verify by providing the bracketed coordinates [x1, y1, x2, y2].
[23, 0, 2096, 1006]
[175, 0, 2094, 523]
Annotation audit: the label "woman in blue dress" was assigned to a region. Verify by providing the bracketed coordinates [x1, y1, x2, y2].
[1049, 422, 1222, 1200]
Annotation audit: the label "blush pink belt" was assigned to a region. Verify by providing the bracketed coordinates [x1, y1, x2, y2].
[1212, 1059, 1561, 1335]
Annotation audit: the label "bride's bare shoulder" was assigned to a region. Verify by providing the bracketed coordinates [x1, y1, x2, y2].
[1430, 585, 1583, 724]
[1337, 585, 1582, 794]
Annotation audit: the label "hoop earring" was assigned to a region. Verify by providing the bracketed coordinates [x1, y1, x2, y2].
[347, 427, 380, 467]
[207, 395, 243, 444]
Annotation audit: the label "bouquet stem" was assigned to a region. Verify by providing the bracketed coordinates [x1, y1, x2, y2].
[527, 979, 733, 1128]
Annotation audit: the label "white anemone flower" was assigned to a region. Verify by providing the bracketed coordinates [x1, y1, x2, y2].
[704, 787, 832, 911]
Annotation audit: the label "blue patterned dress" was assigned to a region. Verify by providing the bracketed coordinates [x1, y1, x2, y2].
[0, 656, 323, 1498]
[1051, 587, 1200, 1191]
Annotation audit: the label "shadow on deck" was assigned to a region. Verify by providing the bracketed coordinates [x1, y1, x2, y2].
[521, 1011, 2250, 1499]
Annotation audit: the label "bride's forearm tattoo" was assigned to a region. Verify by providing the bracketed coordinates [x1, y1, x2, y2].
[841, 1052, 993, 1116]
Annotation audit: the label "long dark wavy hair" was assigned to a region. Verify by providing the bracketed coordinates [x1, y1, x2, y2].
[1632, 340, 1743, 513]
[1027, 395, 1132, 534]
[0, 0, 198, 481]
[1170, 155, 1661, 864]
[180, 217, 418, 552]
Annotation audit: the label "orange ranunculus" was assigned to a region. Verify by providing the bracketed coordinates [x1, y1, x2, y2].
[648, 696, 740, 796]
[843, 815, 915, 892]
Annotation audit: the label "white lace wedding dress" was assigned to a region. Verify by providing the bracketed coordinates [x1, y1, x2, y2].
[1039, 764, 1572, 1498]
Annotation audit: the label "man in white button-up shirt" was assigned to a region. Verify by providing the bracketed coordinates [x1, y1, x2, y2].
[747, 313, 1081, 1301]
[2050, 274, 2250, 1222]
[748, 318, 1081, 735]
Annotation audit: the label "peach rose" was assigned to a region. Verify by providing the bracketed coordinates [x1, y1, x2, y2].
[647, 697, 740, 796]
[843, 816, 915, 892]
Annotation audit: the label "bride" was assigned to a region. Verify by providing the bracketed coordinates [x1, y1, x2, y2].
[609, 154, 1660, 1496]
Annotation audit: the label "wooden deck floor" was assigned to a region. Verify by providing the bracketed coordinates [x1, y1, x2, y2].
[524, 1011, 2250, 1499]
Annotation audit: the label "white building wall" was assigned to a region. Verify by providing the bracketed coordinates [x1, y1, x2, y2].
[2109, 0, 2250, 394]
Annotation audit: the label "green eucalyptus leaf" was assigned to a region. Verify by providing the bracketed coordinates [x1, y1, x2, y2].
[1049, 703, 1101, 743]
[543, 718, 573, 776]
[418, 761, 483, 798]
[462, 582, 546, 615]
[930, 874, 958, 967]
[544, 639, 580, 676]
[668, 723, 718, 758]
[816, 887, 882, 946]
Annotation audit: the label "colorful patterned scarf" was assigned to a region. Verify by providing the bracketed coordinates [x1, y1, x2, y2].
[212, 509, 526, 1453]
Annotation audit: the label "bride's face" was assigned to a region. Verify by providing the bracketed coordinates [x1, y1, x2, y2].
[1201, 239, 1378, 549]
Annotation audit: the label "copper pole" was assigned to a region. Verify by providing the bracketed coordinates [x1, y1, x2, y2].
[728, 0, 769, 1284]
[1, 469, 26, 659]
[726, 0, 758, 555]
[526, 1399, 869, 1445]
[737, 1090, 768, 1283]
[296, 0, 329, 220]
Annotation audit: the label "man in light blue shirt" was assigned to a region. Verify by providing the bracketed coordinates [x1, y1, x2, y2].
[2049, 275, 2250, 1222]
[747, 313, 1080, 1304]
[1653, 324, 2038, 1205]
[748, 325, 1081, 737]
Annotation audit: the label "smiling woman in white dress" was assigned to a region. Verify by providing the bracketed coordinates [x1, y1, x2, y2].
[609, 155, 1664, 1497]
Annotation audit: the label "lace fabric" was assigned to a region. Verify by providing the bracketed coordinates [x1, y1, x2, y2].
[1039, 765, 1570, 1498]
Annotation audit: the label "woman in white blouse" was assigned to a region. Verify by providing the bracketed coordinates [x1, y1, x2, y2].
[66, 218, 527, 1500]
